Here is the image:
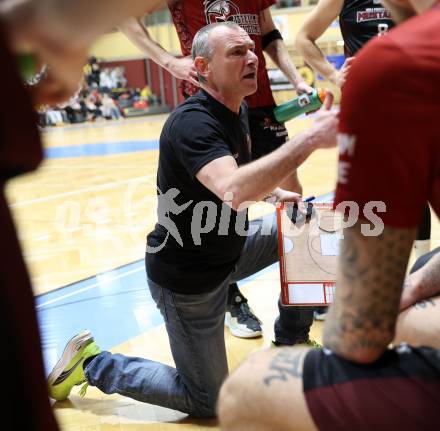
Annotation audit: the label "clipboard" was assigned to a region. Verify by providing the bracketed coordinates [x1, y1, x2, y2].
[276, 202, 342, 306]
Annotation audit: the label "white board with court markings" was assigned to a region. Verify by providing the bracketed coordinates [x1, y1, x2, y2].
[276, 202, 342, 306]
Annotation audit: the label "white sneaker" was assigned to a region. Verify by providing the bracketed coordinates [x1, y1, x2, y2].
[314, 310, 328, 321]
[225, 299, 262, 338]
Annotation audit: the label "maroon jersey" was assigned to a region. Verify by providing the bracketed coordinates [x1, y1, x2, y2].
[168, 0, 276, 108]
[0, 21, 59, 431]
[335, 2, 440, 228]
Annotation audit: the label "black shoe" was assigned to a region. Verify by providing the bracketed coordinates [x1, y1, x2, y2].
[225, 294, 262, 338]
[314, 306, 328, 321]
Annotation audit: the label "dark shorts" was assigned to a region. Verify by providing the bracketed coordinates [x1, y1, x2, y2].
[248, 105, 288, 160]
[303, 345, 440, 431]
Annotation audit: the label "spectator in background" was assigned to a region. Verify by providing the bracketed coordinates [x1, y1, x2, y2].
[140, 84, 152, 101]
[100, 93, 122, 119]
[64, 96, 88, 123]
[85, 94, 102, 120]
[111, 66, 127, 88]
[45, 107, 65, 125]
[277, 0, 301, 7]
[86, 56, 101, 87]
[99, 67, 113, 91]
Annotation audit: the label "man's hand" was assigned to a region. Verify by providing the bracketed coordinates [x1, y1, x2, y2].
[266, 188, 310, 221]
[307, 91, 338, 150]
[28, 45, 88, 106]
[400, 253, 440, 310]
[2, 6, 88, 105]
[399, 275, 422, 311]
[168, 55, 199, 87]
[28, 63, 85, 107]
[268, 187, 302, 205]
[295, 81, 314, 95]
[332, 57, 355, 88]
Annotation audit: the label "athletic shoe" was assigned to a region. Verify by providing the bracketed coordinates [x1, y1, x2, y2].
[47, 330, 101, 401]
[314, 311, 328, 321]
[314, 306, 328, 321]
[225, 296, 262, 338]
[271, 338, 322, 348]
[303, 338, 322, 348]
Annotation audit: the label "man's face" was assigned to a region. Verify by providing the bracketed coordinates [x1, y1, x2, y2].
[205, 26, 258, 98]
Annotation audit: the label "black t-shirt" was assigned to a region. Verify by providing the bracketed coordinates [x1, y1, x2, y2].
[339, 0, 394, 57]
[146, 90, 252, 294]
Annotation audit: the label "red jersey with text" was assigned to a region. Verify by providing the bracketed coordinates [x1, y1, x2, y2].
[335, 3, 440, 228]
[339, 0, 394, 56]
[168, 0, 276, 108]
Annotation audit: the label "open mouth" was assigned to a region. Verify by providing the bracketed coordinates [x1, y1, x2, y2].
[243, 72, 256, 80]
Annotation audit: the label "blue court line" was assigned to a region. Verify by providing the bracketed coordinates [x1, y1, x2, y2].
[35, 260, 145, 309]
[44, 139, 159, 159]
[37, 258, 278, 374]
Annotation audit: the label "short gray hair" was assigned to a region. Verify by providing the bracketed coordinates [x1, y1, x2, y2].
[191, 21, 242, 84]
[191, 21, 242, 60]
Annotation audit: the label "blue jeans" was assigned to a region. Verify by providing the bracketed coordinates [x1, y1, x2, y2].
[85, 213, 313, 417]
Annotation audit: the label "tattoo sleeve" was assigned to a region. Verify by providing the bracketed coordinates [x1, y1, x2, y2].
[323, 222, 416, 362]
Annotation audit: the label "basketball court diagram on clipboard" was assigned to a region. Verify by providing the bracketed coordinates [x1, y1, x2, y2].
[276, 202, 342, 306]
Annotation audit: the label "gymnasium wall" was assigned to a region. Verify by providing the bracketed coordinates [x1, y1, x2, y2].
[90, 7, 343, 59]
[91, 7, 344, 108]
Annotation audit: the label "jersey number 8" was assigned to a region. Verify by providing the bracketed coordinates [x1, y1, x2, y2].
[377, 23, 389, 36]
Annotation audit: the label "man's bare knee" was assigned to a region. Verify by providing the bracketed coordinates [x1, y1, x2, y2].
[218, 348, 317, 431]
[218, 355, 267, 431]
[218, 374, 240, 430]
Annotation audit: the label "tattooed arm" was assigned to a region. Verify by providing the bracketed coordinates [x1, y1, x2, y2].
[218, 347, 317, 431]
[394, 295, 440, 349]
[323, 221, 416, 363]
[393, 250, 440, 348]
[400, 250, 440, 309]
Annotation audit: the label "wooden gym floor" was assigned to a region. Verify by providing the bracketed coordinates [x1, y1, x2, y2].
[6, 113, 439, 430]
